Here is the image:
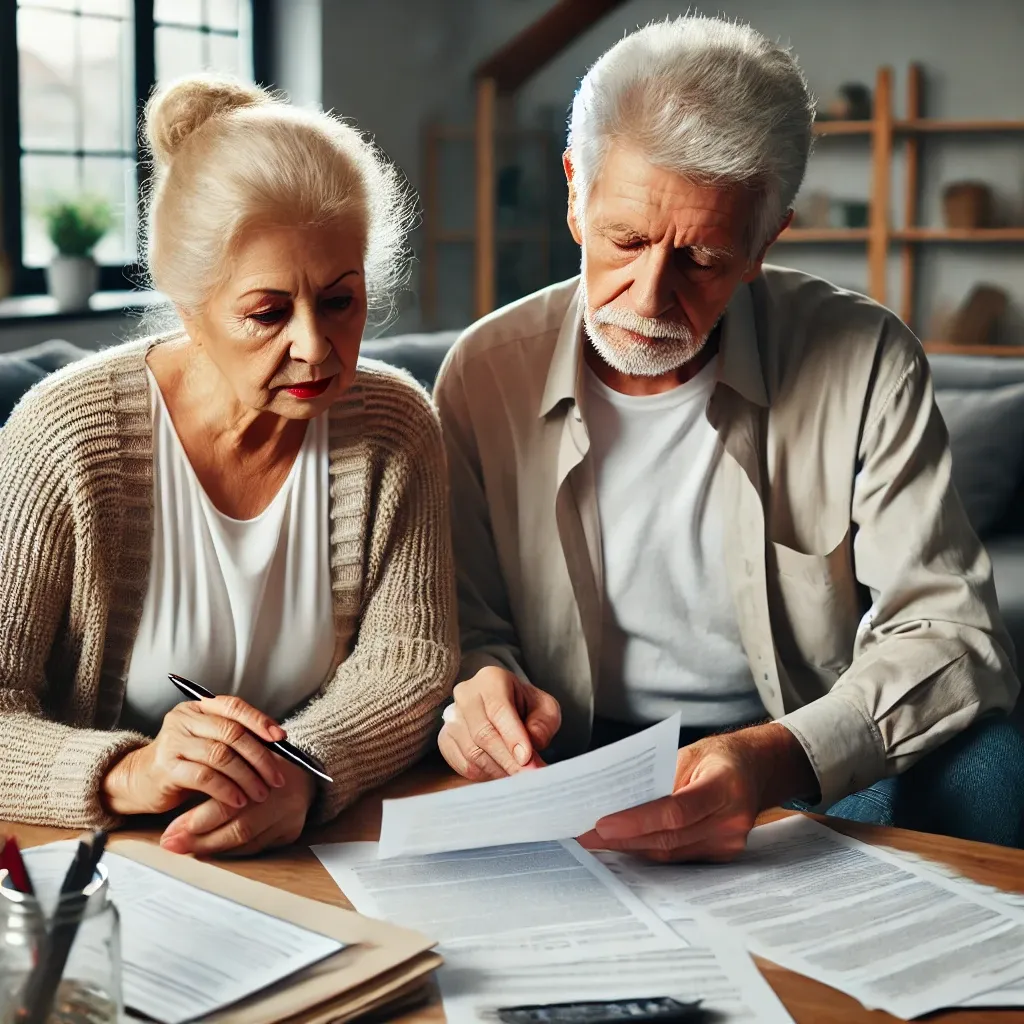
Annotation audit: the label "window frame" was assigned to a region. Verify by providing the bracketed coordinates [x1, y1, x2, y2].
[0, 0, 272, 296]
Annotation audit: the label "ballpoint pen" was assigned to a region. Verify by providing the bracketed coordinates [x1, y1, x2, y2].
[168, 673, 333, 784]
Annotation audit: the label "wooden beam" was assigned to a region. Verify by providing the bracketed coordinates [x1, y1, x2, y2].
[475, 0, 629, 93]
[900, 63, 922, 330]
[867, 66, 893, 305]
[474, 77, 497, 319]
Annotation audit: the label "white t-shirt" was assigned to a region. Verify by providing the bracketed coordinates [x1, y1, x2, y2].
[585, 357, 764, 727]
[121, 371, 336, 734]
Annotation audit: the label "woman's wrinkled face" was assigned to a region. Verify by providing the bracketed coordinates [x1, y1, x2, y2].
[186, 219, 368, 419]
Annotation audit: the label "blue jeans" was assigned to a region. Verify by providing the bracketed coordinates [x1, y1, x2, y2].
[807, 715, 1024, 848]
[590, 713, 1024, 849]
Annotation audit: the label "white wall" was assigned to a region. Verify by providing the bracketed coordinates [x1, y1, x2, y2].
[311, 0, 1024, 340]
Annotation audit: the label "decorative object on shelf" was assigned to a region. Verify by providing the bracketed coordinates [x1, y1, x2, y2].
[945, 285, 1009, 349]
[942, 181, 994, 229]
[817, 82, 872, 122]
[834, 200, 869, 229]
[42, 195, 113, 312]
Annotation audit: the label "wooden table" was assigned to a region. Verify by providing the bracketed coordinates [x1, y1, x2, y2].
[7, 756, 1024, 1024]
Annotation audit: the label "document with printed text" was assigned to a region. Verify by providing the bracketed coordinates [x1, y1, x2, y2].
[25, 843, 344, 1024]
[598, 815, 1024, 1018]
[314, 838, 795, 1023]
[377, 713, 680, 858]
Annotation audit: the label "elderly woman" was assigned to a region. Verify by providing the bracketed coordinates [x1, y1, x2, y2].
[0, 76, 457, 856]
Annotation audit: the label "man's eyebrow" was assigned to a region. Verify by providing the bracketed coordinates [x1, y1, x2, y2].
[687, 243, 735, 261]
[596, 222, 647, 239]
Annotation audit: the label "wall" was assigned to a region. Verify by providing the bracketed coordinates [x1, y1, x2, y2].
[313, 0, 1024, 339]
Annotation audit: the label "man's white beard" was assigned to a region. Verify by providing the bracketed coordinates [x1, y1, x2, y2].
[582, 291, 710, 378]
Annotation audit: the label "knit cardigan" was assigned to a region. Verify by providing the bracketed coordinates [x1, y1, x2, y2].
[0, 339, 458, 829]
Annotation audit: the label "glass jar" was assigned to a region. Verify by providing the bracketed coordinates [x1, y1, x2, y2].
[0, 846, 121, 1024]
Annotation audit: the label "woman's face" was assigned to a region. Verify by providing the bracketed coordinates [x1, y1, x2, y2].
[185, 219, 369, 419]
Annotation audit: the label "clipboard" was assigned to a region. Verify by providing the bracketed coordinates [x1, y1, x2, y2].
[110, 840, 442, 1024]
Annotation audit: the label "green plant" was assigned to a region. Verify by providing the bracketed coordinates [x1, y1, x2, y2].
[42, 195, 114, 258]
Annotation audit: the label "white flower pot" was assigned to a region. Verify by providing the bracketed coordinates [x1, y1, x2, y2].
[46, 255, 99, 312]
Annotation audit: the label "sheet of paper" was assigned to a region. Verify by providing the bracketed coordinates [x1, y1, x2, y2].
[313, 839, 682, 964]
[25, 843, 343, 1024]
[313, 839, 794, 1023]
[597, 815, 1024, 1019]
[879, 845, 1024, 1009]
[377, 713, 680, 858]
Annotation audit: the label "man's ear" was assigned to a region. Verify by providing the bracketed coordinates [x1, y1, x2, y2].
[563, 149, 583, 246]
[742, 209, 793, 282]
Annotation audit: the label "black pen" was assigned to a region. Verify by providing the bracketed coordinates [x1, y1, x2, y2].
[168, 673, 333, 784]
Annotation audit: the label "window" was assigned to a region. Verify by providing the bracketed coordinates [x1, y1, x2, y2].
[1, 0, 269, 295]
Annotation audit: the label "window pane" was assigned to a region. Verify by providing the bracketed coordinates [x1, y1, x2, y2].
[207, 32, 242, 78]
[155, 24, 204, 82]
[208, 0, 240, 30]
[80, 15, 135, 152]
[155, 0, 202, 26]
[83, 156, 137, 265]
[20, 154, 78, 267]
[80, 0, 130, 14]
[17, 7, 78, 150]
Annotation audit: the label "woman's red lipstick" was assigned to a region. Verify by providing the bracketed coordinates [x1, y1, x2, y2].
[282, 377, 333, 399]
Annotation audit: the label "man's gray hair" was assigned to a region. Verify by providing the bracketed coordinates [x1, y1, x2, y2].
[567, 15, 815, 258]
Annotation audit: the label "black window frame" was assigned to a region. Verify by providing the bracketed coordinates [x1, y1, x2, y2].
[0, 0, 273, 296]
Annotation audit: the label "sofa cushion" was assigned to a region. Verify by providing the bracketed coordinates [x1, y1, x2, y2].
[0, 357, 46, 426]
[935, 383, 1024, 537]
[986, 534, 1024, 668]
[360, 331, 460, 390]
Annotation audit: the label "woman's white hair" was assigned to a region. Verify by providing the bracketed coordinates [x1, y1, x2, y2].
[143, 74, 416, 325]
[567, 15, 815, 258]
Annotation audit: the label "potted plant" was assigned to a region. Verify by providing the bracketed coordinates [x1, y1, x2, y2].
[42, 195, 113, 311]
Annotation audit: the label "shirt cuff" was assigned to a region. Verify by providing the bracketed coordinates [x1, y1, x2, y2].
[458, 647, 528, 684]
[778, 693, 887, 808]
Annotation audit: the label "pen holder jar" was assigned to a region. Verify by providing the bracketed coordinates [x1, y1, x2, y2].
[0, 848, 121, 1024]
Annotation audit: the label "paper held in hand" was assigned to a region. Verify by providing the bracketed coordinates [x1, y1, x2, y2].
[377, 713, 681, 858]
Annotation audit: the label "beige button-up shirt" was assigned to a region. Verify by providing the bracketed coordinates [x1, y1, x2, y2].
[434, 267, 1019, 806]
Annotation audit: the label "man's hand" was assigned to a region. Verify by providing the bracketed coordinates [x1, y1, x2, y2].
[157, 756, 316, 857]
[579, 723, 818, 862]
[438, 666, 562, 780]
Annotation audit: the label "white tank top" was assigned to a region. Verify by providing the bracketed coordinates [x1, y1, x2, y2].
[121, 370, 336, 734]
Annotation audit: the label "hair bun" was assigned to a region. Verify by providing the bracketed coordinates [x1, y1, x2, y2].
[145, 74, 271, 167]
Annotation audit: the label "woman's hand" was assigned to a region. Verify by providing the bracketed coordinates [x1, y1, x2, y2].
[101, 695, 289, 816]
[158, 756, 317, 856]
[438, 666, 561, 780]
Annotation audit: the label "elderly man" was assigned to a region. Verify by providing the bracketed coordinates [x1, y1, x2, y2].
[434, 15, 1024, 855]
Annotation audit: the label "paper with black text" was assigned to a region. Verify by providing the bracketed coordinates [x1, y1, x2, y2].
[25, 843, 343, 1024]
[598, 815, 1024, 1018]
[377, 712, 681, 858]
[313, 839, 794, 1023]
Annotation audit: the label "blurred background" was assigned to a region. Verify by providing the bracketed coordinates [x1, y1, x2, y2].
[0, 0, 1022, 354]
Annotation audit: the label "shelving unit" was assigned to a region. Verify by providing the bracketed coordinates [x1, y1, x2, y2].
[780, 63, 1024, 354]
[422, 54, 1024, 347]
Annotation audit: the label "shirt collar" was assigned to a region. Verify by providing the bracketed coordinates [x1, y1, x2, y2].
[538, 276, 768, 419]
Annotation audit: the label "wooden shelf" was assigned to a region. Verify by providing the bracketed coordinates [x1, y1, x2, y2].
[894, 228, 1024, 242]
[812, 120, 873, 136]
[924, 342, 1024, 357]
[896, 119, 1024, 134]
[776, 228, 870, 243]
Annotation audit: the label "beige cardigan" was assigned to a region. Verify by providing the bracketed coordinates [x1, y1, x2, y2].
[0, 339, 457, 829]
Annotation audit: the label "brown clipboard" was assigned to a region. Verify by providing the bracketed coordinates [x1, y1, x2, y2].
[110, 840, 442, 1024]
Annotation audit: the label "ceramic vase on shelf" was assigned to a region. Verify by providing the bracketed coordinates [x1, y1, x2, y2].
[46, 254, 99, 312]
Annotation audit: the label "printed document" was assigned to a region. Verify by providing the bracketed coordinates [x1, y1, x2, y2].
[598, 815, 1024, 1018]
[377, 713, 680, 858]
[314, 839, 794, 1023]
[25, 844, 343, 1024]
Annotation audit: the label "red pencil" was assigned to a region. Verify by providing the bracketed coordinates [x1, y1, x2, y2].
[0, 836, 35, 895]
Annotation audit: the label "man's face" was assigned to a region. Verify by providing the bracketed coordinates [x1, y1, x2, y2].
[566, 144, 776, 378]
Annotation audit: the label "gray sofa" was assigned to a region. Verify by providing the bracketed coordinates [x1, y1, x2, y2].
[2, 334, 1023, 688]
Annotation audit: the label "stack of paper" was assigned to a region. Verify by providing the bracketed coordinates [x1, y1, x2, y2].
[598, 815, 1024, 1018]
[314, 839, 796, 1024]
[25, 840, 441, 1024]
